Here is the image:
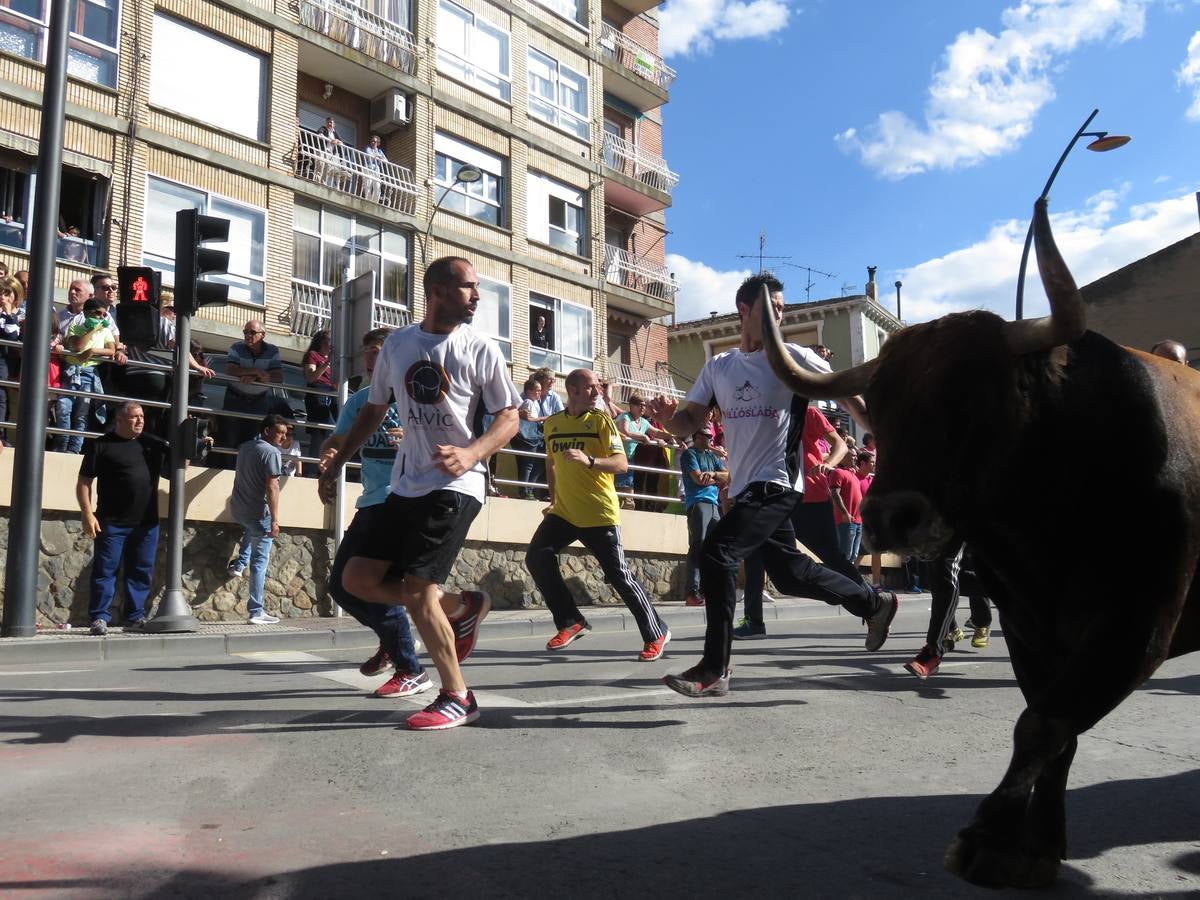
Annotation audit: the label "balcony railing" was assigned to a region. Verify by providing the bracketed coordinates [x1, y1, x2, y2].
[289, 130, 419, 214]
[296, 0, 418, 74]
[289, 280, 412, 337]
[599, 23, 676, 91]
[610, 362, 683, 400]
[604, 246, 678, 303]
[603, 132, 679, 194]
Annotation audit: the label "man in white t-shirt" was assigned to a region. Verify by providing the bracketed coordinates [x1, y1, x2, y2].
[649, 273, 899, 698]
[319, 256, 520, 730]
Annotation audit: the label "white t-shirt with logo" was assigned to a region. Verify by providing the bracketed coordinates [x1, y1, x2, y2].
[685, 344, 831, 498]
[368, 322, 520, 502]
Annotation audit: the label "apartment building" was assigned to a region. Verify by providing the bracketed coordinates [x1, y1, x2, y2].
[0, 0, 677, 389]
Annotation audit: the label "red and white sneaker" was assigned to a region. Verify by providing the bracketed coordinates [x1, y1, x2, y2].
[406, 689, 480, 730]
[374, 669, 434, 698]
[450, 591, 491, 662]
[546, 622, 592, 650]
[638, 630, 672, 661]
[359, 645, 392, 677]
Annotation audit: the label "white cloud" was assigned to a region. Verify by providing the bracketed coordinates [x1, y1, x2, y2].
[836, 0, 1150, 178]
[1179, 31, 1200, 120]
[666, 253, 752, 321]
[897, 189, 1200, 322]
[659, 0, 790, 58]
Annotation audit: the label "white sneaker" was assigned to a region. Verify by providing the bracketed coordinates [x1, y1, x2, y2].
[248, 613, 280, 625]
[227, 561, 246, 578]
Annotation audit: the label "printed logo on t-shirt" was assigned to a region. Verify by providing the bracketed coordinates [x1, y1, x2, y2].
[405, 360, 449, 404]
[733, 381, 761, 402]
[728, 379, 780, 421]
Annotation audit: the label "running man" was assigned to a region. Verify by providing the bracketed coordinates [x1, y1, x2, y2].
[649, 273, 899, 697]
[319, 328, 428, 699]
[525, 368, 671, 660]
[318, 256, 520, 730]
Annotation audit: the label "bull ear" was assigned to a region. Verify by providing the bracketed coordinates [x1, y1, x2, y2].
[760, 284, 877, 399]
[1003, 198, 1087, 354]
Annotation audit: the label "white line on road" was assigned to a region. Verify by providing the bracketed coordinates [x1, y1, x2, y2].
[0, 669, 95, 676]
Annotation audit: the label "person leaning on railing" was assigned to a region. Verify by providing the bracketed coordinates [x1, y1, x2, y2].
[0, 274, 23, 442]
[61, 297, 127, 454]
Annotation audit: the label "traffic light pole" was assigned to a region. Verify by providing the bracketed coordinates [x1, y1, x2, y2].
[2, 2, 69, 637]
[145, 309, 199, 633]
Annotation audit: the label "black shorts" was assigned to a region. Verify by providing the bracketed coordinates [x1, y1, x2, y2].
[353, 490, 482, 585]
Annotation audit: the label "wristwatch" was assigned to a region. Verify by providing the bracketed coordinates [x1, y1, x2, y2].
[587, 455, 595, 468]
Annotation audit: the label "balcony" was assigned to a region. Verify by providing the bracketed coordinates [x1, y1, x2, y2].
[289, 130, 419, 215]
[604, 246, 676, 318]
[607, 0, 664, 17]
[603, 132, 677, 215]
[296, 0, 418, 75]
[599, 24, 671, 111]
[609, 362, 683, 400]
[289, 280, 412, 337]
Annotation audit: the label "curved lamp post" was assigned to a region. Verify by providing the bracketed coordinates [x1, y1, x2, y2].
[418, 164, 482, 264]
[1014, 108, 1130, 320]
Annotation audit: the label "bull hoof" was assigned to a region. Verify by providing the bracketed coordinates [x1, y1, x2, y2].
[945, 835, 1059, 889]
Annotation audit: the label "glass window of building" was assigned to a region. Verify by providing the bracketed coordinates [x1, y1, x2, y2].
[532, 0, 585, 27]
[436, 0, 511, 103]
[0, 153, 106, 266]
[149, 13, 267, 140]
[472, 275, 512, 361]
[0, 0, 120, 88]
[527, 48, 589, 140]
[433, 133, 504, 227]
[529, 292, 592, 373]
[291, 200, 410, 310]
[144, 175, 266, 305]
[527, 172, 585, 256]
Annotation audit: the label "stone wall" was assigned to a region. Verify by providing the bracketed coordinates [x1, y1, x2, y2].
[0, 512, 687, 626]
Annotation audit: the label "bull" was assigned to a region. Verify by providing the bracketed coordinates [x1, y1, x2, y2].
[761, 198, 1200, 888]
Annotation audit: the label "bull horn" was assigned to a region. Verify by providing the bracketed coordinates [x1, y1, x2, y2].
[760, 284, 877, 399]
[1003, 197, 1087, 354]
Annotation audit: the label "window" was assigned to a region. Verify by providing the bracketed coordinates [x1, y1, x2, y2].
[532, 0, 585, 26]
[527, 172, 585, 256]
[144, 176, 267, 305]
[0, 157, 29, 253]
[0, 0, 120, 88]
[436, 0, 511, 103]
[529, 293, 591, 372]
[0, 153, 106, 266]
[292, 201, 410, 309]
[433, 133, 504, 227]
[473, 275, 511, 361]
[149, 14, 267, 140]
[527, 48, 589, 140]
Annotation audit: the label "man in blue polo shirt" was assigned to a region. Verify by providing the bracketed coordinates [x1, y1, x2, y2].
[679, 425, 727, 608]
[319, 328, 429, 699]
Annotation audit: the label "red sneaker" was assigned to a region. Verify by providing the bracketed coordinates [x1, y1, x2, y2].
[359, 644, 391, 677]
[406, 689, 479, 730]
[546, 622, 592, 650]
[905, 644, 941, 680]
[374, 670, 433, 698]
[638, 630, 672, 661]
[684, 595, 705, 607]
[450, 590, 491, 662]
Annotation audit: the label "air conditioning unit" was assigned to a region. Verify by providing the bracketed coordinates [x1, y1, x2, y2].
[370, 89, 411, 134]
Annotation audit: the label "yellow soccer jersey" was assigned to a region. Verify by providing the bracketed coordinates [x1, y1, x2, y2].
[544, 408, 624, 528]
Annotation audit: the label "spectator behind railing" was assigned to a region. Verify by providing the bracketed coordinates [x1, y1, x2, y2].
[57, 278, 91, 335]
[302, 329, 337, 462]
[362, 133, 388, 204]
[0, 274, 23, 442]
[60, 297, 127, 454]
[513, 376, 546, 500]
[223, 319, 283, 455]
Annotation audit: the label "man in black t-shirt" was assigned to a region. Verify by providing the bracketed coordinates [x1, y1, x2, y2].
[77, 401, 168, 635]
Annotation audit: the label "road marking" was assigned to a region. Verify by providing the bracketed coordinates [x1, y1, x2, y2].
[0, 669, 95, 676]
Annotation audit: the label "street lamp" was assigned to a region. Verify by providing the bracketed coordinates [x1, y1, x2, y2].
[418, 164, 482, 264]
[1014, 108, 1130, 320]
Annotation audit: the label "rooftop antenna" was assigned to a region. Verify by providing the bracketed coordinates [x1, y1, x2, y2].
[736, 228, 791, 273]
[840, 282, 857, 297]
[778, 262, 836, 301]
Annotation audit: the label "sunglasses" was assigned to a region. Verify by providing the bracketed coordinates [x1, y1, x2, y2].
[243, 329, 263, 335]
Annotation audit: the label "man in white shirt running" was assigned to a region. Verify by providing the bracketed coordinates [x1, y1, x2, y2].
[319, 256, 520, 730]
[649, 273, 899, 697]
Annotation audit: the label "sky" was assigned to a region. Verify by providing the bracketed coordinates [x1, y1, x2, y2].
[656, 0, 1200, 325]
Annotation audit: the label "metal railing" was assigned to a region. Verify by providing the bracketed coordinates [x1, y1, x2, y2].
[289, 130, 419, 214]
[604, 246, 678, 302]
[295, 0, 418, 74]
[609, 363, 683, 401]
[288, 280, 413, 338]
[599, 22, 676, 90]
[602, 132, 679, 193]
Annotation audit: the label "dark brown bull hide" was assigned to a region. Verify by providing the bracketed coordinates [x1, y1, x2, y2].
[762, 199, 1200, 888]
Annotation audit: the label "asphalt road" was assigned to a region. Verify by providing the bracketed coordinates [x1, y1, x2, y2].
[1, 603, 1197, 899]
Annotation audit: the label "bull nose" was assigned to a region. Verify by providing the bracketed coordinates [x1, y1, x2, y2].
[862, 491, 936, 551]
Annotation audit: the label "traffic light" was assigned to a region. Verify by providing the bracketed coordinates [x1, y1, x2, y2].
[115, 265, 161, 350]
[174, 208, 230, 316]
[181, 416, 213, 464]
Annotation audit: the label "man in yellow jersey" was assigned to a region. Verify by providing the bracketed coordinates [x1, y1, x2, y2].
[525, 368, 671, 661]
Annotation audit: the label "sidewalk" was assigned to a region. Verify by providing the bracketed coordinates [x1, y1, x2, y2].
[0, 592, 900, 664]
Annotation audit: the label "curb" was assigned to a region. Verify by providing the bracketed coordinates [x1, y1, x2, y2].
[0, 598, 855, 665]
